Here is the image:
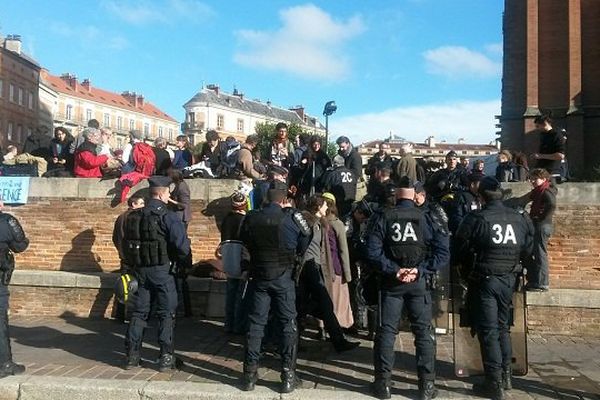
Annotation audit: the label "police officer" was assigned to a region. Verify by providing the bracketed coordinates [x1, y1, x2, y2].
[367, 177, 450, 400]
[0, 201, 28, 378]
[454, 177, 533, 399]
[447, 173, 483, 236]
[424, 150, 469, 209]
[239, 181, 309, 394]
[124, 176, 191, 371]
[319, 155, 357, 218]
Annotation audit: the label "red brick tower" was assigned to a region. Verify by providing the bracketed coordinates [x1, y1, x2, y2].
[500, 0, 600, 177]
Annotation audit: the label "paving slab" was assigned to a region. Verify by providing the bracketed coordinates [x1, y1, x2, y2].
[2, 316, 599, 400]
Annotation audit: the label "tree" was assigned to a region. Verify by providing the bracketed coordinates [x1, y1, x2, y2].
[254, 121, 312, 160]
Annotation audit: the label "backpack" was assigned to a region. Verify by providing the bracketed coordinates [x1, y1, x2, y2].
[217, 138, 241, 178]
[132, 142, 156, 176]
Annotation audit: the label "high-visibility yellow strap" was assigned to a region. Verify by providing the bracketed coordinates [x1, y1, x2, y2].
[120, 275, 130, 301]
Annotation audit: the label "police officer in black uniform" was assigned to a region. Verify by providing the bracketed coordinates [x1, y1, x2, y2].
[319, 155, 357, 218]
[367, 177, 450, 400]
[425, 150, 469, 210]
[0, 201, 28, 378]
[239, 181, 309, 394]
[447, 173, 483, 236]
[454, 177, 533, 400]
[124, 176, 191, 371]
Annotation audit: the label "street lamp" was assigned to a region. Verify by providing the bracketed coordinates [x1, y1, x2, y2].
[323, 100, 337, 146]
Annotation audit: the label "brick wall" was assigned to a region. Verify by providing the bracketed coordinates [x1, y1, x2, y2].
[527, 306, 600, 337]
[5, 178, 236, 272]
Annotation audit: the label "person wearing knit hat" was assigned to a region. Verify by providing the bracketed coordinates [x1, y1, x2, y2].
[454, 175, 534, 398]
[366, 171, 450, 400]
[230, 191, 248, 211]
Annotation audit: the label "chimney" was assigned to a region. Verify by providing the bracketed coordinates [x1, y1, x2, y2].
[458, 137, 465, 144]
[60, 73, 78, 91]
[121, 91, 138, 107]
[426, 136, 436, 148]
[137, 94, 144, 107]
[290, 105, 305, 121]
[4, 34, 22, 55]
[206, 84, 220, 96]
[81, 78, 91, 92]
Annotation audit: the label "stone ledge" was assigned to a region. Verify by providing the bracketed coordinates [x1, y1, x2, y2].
[10, 269, 225, 292]
[25, 177, 239, 200]
[526, 288, 600, 308]
[0, 375, 382, 400]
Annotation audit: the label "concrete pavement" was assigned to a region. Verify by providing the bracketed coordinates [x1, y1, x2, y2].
[1, 315, 598, 400]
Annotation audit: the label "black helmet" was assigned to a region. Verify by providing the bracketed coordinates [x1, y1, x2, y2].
[114, 273, 138, 304]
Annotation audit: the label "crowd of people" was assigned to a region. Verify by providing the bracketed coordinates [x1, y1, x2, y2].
[0, 115, 565, 400]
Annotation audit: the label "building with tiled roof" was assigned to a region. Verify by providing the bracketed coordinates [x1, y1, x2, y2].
[358, 135, 500, 165]
[182, 84, 325, 142]
[0, 35, 41, 149]
[40, 70, 180, 149]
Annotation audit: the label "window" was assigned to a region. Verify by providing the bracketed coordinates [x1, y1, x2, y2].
[7, 122, 13, 141]
[104, 113, 110, 127]
[66, 104, 73, 120]
[129, 119, 135, 131]
[86, 109, 93, 121]
[0, 79, 3, 97]
[158, 126, 163, 137]
[117, 116, 123, 130]
[474, 151, 480, 155]
[18, 88, 23, 106]
[144, 123, 149, 136]
[187, 112, 195, 124]
[27, 127, 33, 137]
[237, 118, 244, 133]
[217, 114, 224, 130]
[16, 125, 22, 143]
[168, 128, 173, 141]
[9, 84, 14, 102]
[117, 138, 123, 149]
[28, 92, 34, 109]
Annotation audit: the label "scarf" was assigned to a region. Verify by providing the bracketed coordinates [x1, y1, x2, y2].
[530, 180, 551, 219]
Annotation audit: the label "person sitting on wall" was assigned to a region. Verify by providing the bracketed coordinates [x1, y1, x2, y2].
[45, 127, 74, 177]
[2, 145, 48, 177]
[73, 128, 110, 178]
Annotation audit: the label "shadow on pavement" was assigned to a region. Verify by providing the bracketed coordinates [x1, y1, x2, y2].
[9, 314, 600, 399]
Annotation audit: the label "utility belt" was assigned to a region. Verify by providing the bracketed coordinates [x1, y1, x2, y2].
[0, 249, 15, 286]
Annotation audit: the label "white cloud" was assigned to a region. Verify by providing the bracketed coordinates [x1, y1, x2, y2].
[485, 42, 503, 56]
[50, 22, 129, 51]
[101, 0, 213, 25]
[423, 46, 501, 78]
[329, 99, 501, 146]
[234, 4, 365, 81]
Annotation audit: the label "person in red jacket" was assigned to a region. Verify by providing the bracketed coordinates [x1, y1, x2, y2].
[73, 128, 109, 178]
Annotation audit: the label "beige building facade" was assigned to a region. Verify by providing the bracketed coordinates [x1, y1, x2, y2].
[40, 70, 179, 149]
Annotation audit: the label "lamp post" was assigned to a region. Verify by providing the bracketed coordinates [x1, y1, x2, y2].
[323, 100, 337, 146]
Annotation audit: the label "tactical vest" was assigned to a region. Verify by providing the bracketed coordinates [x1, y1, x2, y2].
[123, 207, 170, 268]
[383, 206, 427, 268]
[246, 208, 296, 280]
[473, 207, 524, 276]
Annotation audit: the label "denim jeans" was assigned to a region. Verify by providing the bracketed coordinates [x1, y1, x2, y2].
[528, 223, 553, 288]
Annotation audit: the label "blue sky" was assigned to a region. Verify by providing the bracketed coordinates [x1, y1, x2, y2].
[2, 0, 504, 145]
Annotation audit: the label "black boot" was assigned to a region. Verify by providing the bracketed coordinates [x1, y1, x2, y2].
[0, 361, 25, 378]
[241, 364, 258, 391]
[124, 351, 140, 370]
[0, 312, 25, 378]
[371, 378, 391, 400]
[501, 366, 512, 390]
[473, 379, 504, 400]
[418, 380, 438, 400]
[332, 338, 360, 353]
[280, 368, 301, 393]
[158, 353, 175, 372]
